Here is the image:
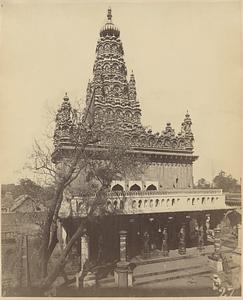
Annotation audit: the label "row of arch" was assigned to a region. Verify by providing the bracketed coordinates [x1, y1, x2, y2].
[95, 107, 140, 120]
[131, 196, 219, 210]
[106, 196, 219, 211]
[95, 62, 125, 74]
[112, 183, 157, 192]
[97, 42, 122, 54]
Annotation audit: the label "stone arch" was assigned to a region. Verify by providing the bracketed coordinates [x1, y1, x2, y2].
[138, 200, 142, 208]
[112, 184, 124, 192]
[131, 135, 138, 144]
[155, 199, 160, 207]
[192, 198, 195, 205]
[150, 199, 154, 208]
[116, 108, 123, 117]
[103, 63, 111, 72]
[113, 84, 121, 96]
[224, 209, 241, 227]
[104, 43, 110, 51]
[164, 138, 171, 147]
[106, 108, 113, 115]
[149, 137, 155, 146]
[147, 184, 157, 191]
[111, 43, 118, 53]
[172, 140, 177, 148]
[172, 198, 175, 206]
[112, 62, 119, 72]
[125, 110, 132, 119]
[130, 184, 141, 191]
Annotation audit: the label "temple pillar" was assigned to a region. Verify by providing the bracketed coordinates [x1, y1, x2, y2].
[178, 223, 186, 255]
[213, 227, 221, 259]
[208, 227, 223, 272]
[115, 230, 130, 288]
[197, 225, 205, 252]
[161, 227, 169, 256]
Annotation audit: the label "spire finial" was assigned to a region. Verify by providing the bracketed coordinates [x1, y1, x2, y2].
[107, 7, 112, 21]
[63, 92, 69, 101]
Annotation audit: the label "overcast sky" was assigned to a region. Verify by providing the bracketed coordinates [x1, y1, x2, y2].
[0, 0, 241, 184]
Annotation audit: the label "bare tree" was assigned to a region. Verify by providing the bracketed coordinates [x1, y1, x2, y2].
[29, 91, 146, 292]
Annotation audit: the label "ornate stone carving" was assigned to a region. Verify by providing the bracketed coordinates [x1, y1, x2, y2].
[53, 9, 195, 155]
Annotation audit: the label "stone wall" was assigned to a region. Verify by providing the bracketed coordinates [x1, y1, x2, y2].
[68, 160, 193, 194]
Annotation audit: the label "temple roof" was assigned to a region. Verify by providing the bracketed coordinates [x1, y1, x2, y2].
[53, 9, 195, 157]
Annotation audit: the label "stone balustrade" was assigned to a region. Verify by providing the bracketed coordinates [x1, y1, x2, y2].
[109, 188, 222, 197]
[106, 189, 228, 215]
[59, 189, 229, 217]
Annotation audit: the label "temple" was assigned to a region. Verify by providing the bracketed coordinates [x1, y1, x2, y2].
[52, 9, 236, 264]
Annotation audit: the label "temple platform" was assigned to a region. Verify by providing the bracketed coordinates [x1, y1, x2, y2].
[98, 244, 240, 289]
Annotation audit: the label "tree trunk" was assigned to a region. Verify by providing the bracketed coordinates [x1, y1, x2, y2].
[39, 184, 64, 278]
[40, 220, 86, 290]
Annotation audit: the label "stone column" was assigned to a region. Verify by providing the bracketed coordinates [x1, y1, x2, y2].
[213, 227, 221, 259]
[178, 223, 186, 255]
[119, 230, 127, 262]
[115, 230, 130, 288]
[80, 229, 90, 270]
[161, 227, 169, 256]
[197, 225, 205, 252]
[208, 227, 223, 272]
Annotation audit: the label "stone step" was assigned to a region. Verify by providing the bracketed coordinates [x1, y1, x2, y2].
[98, 264, 211, 288]
[133, 255, 203, 276]
[98, 259, 239, 288]
[134, 268, 211, 287]
[134, 264, 202, 280]
[133, 264, 210, 286]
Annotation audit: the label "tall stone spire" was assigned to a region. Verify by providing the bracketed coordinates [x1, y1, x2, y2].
[85, 8, 141, 131]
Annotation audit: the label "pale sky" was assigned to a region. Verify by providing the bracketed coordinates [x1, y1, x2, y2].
[0, 0, 241, 185]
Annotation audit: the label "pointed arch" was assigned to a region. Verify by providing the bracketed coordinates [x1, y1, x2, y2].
[130, 184, 141, 191]
[112, 184, 124, 192]
[146, 184, 157, 191]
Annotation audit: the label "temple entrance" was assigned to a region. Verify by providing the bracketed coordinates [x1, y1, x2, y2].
[84, 209, 227, 263]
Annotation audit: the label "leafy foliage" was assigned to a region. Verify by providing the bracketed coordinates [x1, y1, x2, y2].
[194, 178, 211, 189]
[213, 171, 241, 193]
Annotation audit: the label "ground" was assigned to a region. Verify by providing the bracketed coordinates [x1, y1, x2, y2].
[57, 239, 241, 297]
